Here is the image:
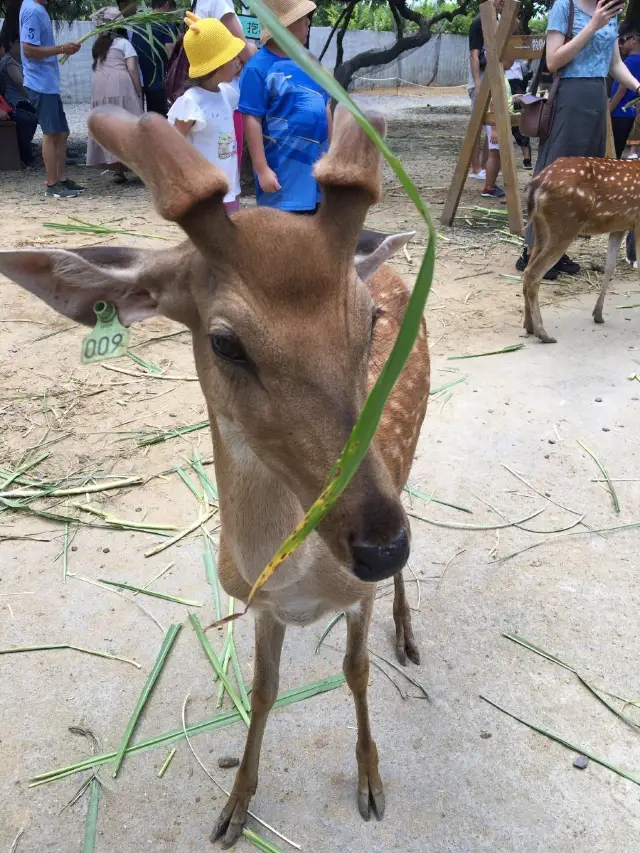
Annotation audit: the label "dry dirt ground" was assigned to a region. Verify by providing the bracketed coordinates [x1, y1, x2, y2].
[1, 91, 640, 853]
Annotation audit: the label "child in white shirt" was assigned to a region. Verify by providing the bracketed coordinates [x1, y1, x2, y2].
[168, 12, 245, 212]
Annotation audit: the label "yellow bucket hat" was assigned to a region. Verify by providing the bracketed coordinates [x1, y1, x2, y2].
[259, 0, 317, 44]
[183, 12, 245, 79]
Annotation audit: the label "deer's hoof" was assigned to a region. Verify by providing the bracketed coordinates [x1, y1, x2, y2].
[358, 785, 385, 821]
[210, 792, 251, 848]
[593, 312, 605, 324]
[535, 330, 557, 344]
[396, 635, 420, 667]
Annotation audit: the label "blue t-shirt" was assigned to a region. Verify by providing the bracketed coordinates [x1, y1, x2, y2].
[611, 53, 640, 117]
[130, 22, 178, 91]
[20, 0, 60, 95]
[239, 47, 330, 212]
[547, 0, 618, 79]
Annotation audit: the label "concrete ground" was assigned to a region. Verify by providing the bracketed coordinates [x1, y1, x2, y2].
[1, 89, 639, 853]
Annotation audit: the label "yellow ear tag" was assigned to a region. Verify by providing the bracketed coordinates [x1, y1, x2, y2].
[81, 301, 130, 364]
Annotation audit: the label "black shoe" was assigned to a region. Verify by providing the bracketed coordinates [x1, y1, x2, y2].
[515, 248, 559, 280]
[553, 254, 580, 275]
[523, 157, 532, 169]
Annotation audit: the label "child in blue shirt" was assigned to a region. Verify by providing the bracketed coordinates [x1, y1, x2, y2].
[610, 27, 640, 157]
[238, 0, 332, 213]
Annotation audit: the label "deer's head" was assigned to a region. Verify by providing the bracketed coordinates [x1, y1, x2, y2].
[0, 106, 415, 585]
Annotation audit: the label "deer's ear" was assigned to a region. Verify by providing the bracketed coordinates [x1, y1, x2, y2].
[315, 105, 386, 253]
[355, 230, 415, 282]
[0, 247, 164, 326]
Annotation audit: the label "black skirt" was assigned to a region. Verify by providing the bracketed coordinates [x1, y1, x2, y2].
[525, 77, 607, 246]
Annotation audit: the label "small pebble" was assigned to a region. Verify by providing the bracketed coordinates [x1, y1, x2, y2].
[218, 756, 240, 769]
[573, 755, 589, 770]
[548, 438, 555, 445]
[544, 454, 550, 459]
[595, 397, 602, 403]
[103, 548, 110, 554]
[602, 427, 610, 432]
[135, 507, 142, 513]
[71, 546, 78, 552]
[480, 731, 492, 740]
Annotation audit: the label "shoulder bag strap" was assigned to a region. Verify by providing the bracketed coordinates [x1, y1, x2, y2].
[530, 0, 574, 96]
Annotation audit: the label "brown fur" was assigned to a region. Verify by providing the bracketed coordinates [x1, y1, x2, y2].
[524, 156, 640, 342]
[0, 104, 430, 846]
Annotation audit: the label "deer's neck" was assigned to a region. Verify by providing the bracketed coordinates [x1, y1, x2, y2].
[210, 413, 315, 591]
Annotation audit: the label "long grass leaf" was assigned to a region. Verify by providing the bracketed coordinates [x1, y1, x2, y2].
[98, 578, 203, 607]
[408, 506, 545, 530]
[480, 695, 640, 785]
[112, 623, 181, 777]
[31, 673, 345, 786]
[203, 531, 222, 621]
[243, 828, 286, 853]
[578, 439, 620, 514]
[448, 344, 524, 359]
[0, 643, 140, 668]
[315, 611, 346, 654]
[189, 614, 250, 726]
[82, 779, 100, 853]
[157, 747, 176, 778]
[232, 0, 435, 611]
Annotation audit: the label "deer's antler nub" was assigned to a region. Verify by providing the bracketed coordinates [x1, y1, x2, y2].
[87, 106, 230, 222]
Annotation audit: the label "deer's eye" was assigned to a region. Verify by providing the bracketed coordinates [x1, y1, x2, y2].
[210, 333, 248, 365]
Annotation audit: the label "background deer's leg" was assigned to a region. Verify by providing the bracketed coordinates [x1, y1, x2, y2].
[393, 572, 420, 666]
[211, 611, 285, 849]
[523, 218, 576, 344]
[593, 231, 624, 324]
[344, 594, 385, 821]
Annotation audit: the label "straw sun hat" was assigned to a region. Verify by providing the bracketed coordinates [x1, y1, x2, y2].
[259, 0, 317, 44]
[183, 12, 245, 79]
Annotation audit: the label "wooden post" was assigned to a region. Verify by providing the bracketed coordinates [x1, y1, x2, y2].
[480, 0, 522, 233]
[441, 0, 545, 235]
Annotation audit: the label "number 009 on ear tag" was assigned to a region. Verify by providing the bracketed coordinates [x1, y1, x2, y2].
[81, 301, 130, 364]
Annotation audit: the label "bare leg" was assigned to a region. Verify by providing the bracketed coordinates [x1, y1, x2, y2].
[344, 595, 384, 822]
[56, 132, 69, 183]
[392, 572, 420, 666]
[211, 611, 285, 848]
[484, 149, 500, 190]
[593, 231, 624, 324]
[42, 133, 58, 186]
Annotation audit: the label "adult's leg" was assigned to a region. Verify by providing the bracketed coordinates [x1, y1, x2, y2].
[144, 87, 168, 116]
[55, 132, 69, 183]
[14, 107, 38, 165]
[41, 133, 59, 185]
[612, 116, 635, 159]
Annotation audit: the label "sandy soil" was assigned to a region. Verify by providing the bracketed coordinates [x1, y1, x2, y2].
[1, 92, 639, 853]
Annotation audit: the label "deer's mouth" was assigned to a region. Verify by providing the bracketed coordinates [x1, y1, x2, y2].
[349, 527, 410, 583]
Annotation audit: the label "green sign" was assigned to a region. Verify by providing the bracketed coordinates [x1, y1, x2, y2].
[238, 14, 261, 40]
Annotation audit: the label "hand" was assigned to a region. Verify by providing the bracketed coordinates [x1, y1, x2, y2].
[0, 109, 9, 120]
[590, 0, 623, 32]
[490, 128, 498, 144]
[61, 42, 81, 55]
[257, 167, 281, 193]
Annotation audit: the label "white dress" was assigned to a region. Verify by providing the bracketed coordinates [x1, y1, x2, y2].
[168, 83, 240, 203]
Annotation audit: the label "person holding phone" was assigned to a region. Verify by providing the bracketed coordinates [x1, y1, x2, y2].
[516, 0, 640, 279]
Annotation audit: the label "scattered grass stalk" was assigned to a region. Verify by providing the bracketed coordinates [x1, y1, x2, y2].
[189, 614, 250, 726]
[30, 673, 345, 786]
[203, 531, 222, 621]
[134, 562, 174, 595]
[82, 779, 100, 853]
[0, 643, 140, 668]
[111, 623, 181, 777]
[243, 828, 286, 853]
[98, 578, 203, 607]
[577, 439, 620, 514]
[144, 510, 214, 557]
[480, 695, 640, 785]
[369, 648, 431, 701]
[136, 420, 209, 447]
[408, 506, 545, 530]
[404, 485, 472, 514]
[448, 344, 524, 360]
[315, 611, 346, 654]
[429, 375, 467, 396]
[174, 465, 204, 503]
[492, 521, 640, 563]
[157, 747, 177, 778]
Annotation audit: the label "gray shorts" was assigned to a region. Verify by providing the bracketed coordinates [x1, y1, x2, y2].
[25, 88, 69, 135]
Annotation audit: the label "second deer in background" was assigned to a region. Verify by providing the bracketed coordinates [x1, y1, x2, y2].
[523, 155, 640, 343]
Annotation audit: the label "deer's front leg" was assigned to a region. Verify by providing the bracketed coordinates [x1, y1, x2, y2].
[344, 597, 385, 821]
[211, 611, 285, 848]
[392, 572, 420, 666]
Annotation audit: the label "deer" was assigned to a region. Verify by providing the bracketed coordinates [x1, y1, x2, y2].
[523, 155, 640, 343]
[0, 104, 430, 847]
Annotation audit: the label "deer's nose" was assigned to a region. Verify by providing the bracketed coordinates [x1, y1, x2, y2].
[350, 527, 410, 582]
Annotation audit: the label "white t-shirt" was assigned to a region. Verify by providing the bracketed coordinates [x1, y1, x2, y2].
[113, 36, 137, 59]
[194, 0, 236, 21]
[167, 83, 240, 203]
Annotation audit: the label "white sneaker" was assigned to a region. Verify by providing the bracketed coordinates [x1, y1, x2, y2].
[627, 152, 639, 160]
[469, 169, 487, 180]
